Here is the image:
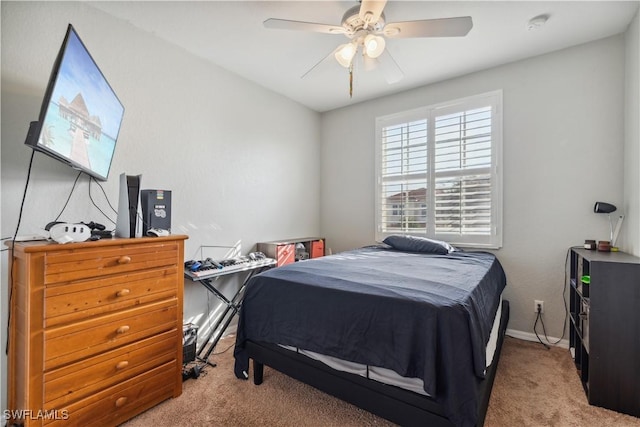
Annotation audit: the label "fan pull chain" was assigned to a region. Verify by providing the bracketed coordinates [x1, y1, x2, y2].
[349, 62, 354, 98]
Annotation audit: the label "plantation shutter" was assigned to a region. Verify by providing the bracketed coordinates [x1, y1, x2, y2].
[380, 118, 428, 233]
[434, 106, 493, 236]
[376, 91, 502, 248]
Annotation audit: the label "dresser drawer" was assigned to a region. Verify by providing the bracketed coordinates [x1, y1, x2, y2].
[44, 241, 180, 284]
[45, 299, 177, 370]
[45, 361, 177, 427]
[45, 267, 179, 327]
[45, 330, 177, 408]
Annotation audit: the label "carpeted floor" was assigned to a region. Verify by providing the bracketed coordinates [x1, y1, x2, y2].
[122, 335, 640, 426]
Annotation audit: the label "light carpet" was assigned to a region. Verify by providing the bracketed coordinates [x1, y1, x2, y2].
[122, 336, 640, 426]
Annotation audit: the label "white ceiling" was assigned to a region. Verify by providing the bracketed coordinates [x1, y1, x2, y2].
[91, 1, 639, 112]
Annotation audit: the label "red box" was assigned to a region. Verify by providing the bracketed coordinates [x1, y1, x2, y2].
[276, 244, 295, 266]
[310, 240, 324, 258]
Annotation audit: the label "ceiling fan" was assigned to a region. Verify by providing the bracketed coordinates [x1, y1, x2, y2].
[263, 0, 473, 96]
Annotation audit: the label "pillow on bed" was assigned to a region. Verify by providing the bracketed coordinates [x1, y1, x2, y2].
[382, 235, 457, 254]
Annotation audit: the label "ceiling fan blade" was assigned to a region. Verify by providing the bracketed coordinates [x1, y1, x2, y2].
[384, 16, 473, 38]
[359, 0, 387, 26]
[362, 54, 378, 72]
[264, 18, 346, 34]
[301, 46, 342, 79]
[376, 49, 404, 84]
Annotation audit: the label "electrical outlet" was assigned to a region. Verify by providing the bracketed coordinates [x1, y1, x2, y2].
[534, 300, 544, 313]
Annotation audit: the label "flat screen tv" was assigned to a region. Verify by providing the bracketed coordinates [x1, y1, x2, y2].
[25, 24, 124, 181]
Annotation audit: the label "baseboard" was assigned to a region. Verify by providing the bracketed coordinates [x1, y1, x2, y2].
[506, 329, 569, 349]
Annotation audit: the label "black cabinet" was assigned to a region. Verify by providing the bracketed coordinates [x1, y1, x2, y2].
[568, 247, 640, 417]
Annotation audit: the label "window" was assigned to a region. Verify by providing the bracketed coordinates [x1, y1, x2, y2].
[375, 91, 502, 248]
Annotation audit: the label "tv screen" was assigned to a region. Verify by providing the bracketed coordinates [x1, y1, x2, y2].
[25, 24, 124, 181]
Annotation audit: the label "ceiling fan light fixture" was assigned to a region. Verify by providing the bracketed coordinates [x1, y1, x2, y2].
[264, 1, 474, 90]
[364, 34, 385, 58]
[335, 42, 357, 67]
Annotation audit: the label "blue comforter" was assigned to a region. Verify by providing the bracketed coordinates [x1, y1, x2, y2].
[234, 246, 506, 427]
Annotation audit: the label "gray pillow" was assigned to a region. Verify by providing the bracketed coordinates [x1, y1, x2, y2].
[382, 235, 456, 254]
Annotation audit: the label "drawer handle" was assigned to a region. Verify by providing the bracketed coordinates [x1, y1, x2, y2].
[116, 360, 129, 370]
[115, 397, 128, 408]
[116, 289, 131, 297]
[116, 325, 130, 334]
[117, 256, 132, 265]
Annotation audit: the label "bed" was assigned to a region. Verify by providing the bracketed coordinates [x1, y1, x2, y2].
[234, 238, 508, 427]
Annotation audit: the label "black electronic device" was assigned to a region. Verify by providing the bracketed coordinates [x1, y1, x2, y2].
[80, 221, 106, 231]
[91, 229, 114, 238]
[115, 173, 141, 238]
[126, 175, 141, 236]
[182, 364, 201, 381]
[185, 258, 224, 273]
[24, 24, 124, 181]
[204, 258, 224, 269]
[186, 260, 202, 272]
[141, 189, 172, 235]
[79, 221, 112, 238]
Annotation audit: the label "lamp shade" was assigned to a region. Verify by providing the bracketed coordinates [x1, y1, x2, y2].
[335, 43, 357, 67]
[594, 202, 617, 214]
[364, 34, 386, 58]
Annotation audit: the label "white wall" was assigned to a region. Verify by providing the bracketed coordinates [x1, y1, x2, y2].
[320, 35, 627, 341]
[623, 10, 640, 256]
[0, 0, 636, 419]
[1, 1, 320, 414]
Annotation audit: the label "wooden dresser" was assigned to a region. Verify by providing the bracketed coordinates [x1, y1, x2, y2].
[6, 235, 187, 426]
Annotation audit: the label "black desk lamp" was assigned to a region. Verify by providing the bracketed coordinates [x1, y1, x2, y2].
[594, 201, 624, 249]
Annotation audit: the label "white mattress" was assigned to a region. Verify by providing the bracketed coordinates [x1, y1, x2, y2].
[280, 295, 503, 397]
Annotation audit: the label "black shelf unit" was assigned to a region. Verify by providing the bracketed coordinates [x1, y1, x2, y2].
[568, 247, 640, 417]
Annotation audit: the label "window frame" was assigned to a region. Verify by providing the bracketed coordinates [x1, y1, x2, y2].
[375, 90, 503, 249]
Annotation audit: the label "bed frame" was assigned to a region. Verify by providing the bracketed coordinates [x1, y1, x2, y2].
[246, 300, 509, 427]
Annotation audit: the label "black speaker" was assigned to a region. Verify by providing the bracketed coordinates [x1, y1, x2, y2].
[141, 189, 171, 235]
